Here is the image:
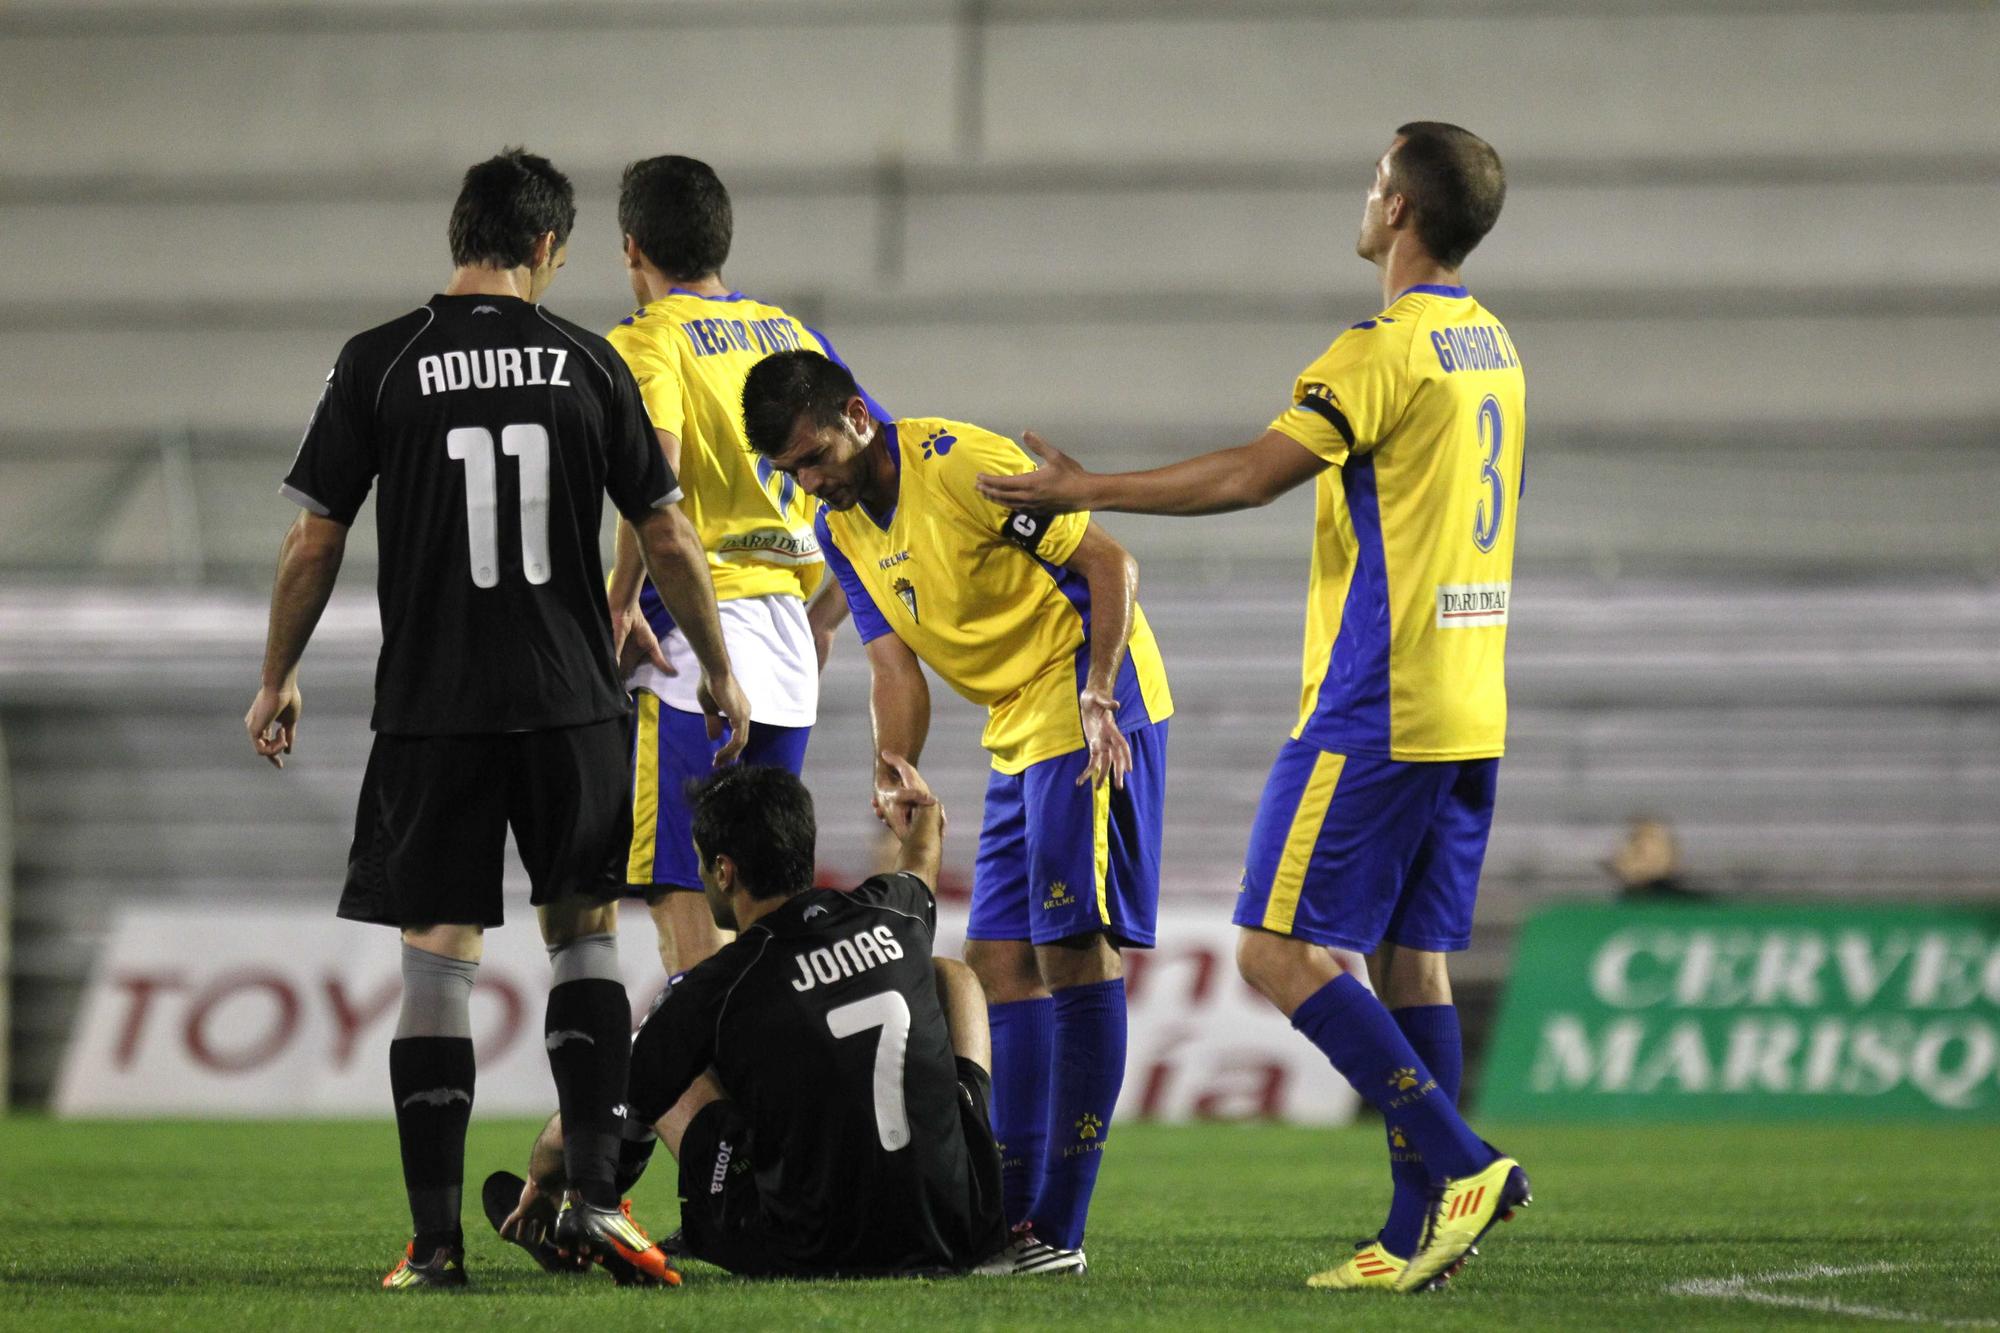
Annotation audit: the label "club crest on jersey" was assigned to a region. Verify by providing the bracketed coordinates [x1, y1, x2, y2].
[893, 576, 918, 622]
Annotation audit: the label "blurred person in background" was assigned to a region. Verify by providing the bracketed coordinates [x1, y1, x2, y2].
[602, 155, 874, 979]
[743, 349, 1176, 1276]
[977, 123, 1530, 1293]
[243, 148, 747, 1290]
[1607, 815, 1708, 901]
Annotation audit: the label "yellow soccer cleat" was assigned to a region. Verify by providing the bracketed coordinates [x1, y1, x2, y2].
[1306, 1239, 1407, 1290]
[1395, 1155, 1532, 1293]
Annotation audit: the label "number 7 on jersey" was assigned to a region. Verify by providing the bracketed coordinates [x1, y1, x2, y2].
[826, 991, 913, 1152]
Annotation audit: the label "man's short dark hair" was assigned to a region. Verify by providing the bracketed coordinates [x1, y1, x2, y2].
[1390, 122, 1505, 268]
[619, 155, 733, 282]
[741, 350, 861, 458]
[688, 765, 816, 900]
[447, 148, 576, 269]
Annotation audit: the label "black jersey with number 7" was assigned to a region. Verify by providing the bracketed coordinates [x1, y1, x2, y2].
[282, 293, 679, 736]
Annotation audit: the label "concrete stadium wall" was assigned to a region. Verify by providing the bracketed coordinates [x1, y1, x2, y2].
[3, 0, 1997, 578]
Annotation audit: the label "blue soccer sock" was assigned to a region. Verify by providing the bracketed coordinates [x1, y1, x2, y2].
[1033, 978, 1128, 1250]
[1291, 975, 1490, 1183]
[986, 995, 1054, 1229]
[1378, 1004, 1465, 1257]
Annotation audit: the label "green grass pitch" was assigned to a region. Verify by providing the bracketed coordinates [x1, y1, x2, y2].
[3, 1117, 1996, 1330]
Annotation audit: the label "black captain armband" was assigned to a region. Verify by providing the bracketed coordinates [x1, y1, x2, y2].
[1001, 510, 1053, 554]
[1296, 388, 1357, 449]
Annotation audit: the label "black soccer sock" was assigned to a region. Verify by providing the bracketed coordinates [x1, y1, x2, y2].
[545, 961, 632, 1211]
[389, 1036, 475, 1252]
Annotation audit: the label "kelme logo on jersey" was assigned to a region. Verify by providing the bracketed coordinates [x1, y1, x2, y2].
[1044, 881, 1077, 910]
[1076, 1112, 1103, 1141]
[893, 576, 918, 622]
[1388, 1067, 1420, 1092]
[919, 429, 957, 459]
[1436, 581, 1510, 629]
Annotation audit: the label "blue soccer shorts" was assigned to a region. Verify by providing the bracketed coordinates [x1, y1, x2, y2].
[625, 691, 811, 895]
[968, 721, 1168, 949]
[1232, 738, 1499, 953]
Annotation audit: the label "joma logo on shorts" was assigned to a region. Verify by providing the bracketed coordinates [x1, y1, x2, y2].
[710, 1139, 732, 1195]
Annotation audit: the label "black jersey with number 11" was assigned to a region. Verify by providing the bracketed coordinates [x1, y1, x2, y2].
[282, 293, 678, 735]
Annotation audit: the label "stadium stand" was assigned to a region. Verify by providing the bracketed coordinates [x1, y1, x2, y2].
[2, 0, 1996, 1104]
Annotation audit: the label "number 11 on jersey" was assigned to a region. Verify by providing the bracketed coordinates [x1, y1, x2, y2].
[447, 423, 552, 588]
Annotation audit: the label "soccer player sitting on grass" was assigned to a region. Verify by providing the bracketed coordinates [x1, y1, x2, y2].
[975, 123, 1530, 1293]
[489, 759, 1008, 1279]
[740, 350, 1176, 1275]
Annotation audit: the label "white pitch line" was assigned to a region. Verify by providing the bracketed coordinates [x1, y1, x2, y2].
[1667, 1262, 2000, 1329]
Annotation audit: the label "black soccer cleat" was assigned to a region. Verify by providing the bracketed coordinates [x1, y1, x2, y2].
[482, 1171, 586, 1276]
[552, 1193, 684, 1287]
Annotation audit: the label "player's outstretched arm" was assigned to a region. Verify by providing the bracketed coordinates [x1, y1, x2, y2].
[880, 750, 945, 886]
[245, 510, 347, 768]
[633, 504, 751, 763]
[1062, 522, 1139, 789]
[975, 428, 1327, 517]
[866, 635, 932, 834]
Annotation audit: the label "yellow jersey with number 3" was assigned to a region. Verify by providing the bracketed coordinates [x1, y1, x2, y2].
[607, 289, 854, 604]
[818, 417, 1174, 774]
[1268, 283, 1525, 761]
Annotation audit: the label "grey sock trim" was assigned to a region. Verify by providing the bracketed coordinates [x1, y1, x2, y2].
[396, 943, 478, 1039]
[547, 931, 620, 987]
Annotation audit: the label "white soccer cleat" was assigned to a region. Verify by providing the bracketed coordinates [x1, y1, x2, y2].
[973, 1228, 1088, 1276]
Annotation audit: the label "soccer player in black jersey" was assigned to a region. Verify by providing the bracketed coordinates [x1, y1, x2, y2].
[243, 148, 751, 1290]
[491, 757, 1010, 1279]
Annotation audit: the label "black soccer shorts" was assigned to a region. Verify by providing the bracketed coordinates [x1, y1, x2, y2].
[675, 1058, 1006, 1278]
[337, 716, 631, 929]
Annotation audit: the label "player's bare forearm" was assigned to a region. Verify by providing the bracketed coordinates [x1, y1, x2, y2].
[608, 519, 646, 614]
[807, 576, 850, 636]
[978, 428, 1327, 517]
[1065, 522, 1138, 696]
[895, 802, 945, 886]
[866, 637, 931, 786]
[260, 511, 347, 687]
[634, 506, 732, 682]
[807, 576, 850, 671]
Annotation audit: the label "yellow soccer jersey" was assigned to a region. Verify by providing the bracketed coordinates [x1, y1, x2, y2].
[608, 289, 865, 604]
[1268, 283, 1526, 761]
[819, 417, 1174, 774]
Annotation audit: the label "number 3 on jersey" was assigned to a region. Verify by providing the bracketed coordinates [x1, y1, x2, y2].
[1472, 394, 1505, 553]
[447, 423, 551, 588]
